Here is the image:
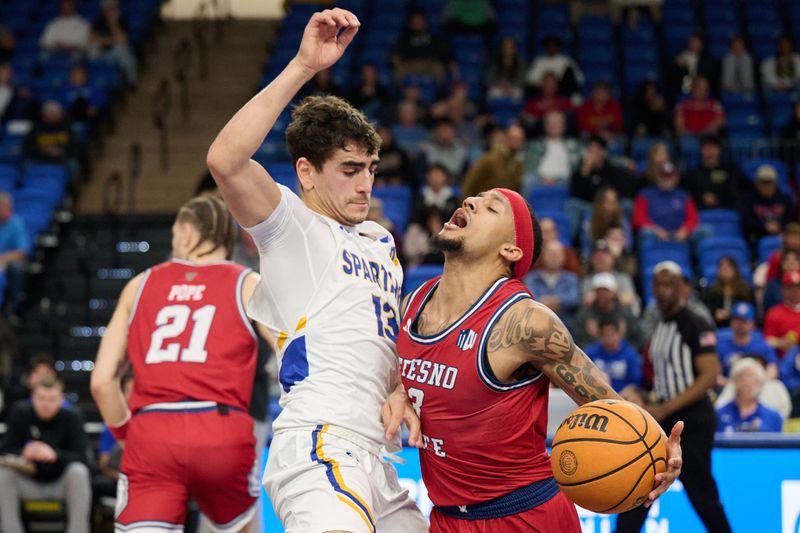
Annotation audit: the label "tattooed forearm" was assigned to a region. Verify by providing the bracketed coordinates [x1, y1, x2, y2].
[490, 302, 618, 404]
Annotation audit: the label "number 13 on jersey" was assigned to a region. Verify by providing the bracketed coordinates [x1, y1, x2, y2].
[372, 294, 399, 342]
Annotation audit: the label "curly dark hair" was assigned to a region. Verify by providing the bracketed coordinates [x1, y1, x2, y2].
[285, 95, 381, 170]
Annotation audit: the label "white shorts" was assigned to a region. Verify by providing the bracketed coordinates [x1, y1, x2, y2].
[264, 425, 428, 533]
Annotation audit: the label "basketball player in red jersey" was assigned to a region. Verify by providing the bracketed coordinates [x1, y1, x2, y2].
[91, 194, 270, 532]
[396, 188, 684, 532]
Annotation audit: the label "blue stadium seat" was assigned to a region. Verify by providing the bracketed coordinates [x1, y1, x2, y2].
[758, 235, 782, 264]
[699, 209, 742, 238]
[266, 163, 298, 192]
[526, 186, 568, 212]
[679, 136, 701, 170]
[0, 165, 18, 191]
[632, 138, 672, 161]
[536, 210, 571, 243]
[24, 164, 69, 186]
[403, 264, 444, 296]
[639, 241, 692, 273]
[698, 236, 750, 272]
[373, 186, 412, 232]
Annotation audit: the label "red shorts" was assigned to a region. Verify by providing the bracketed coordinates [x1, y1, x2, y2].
[429, 490, 581, 533]
[116, 403, 258, 531]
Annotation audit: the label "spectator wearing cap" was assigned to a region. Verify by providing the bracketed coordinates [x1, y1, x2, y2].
[703, 257, 754, 328]
[742, 165, 796, 243]
[461, 124, 525, 198]
[532, 217, 581, 275]
[89, 0, 137, 86]
[585, 317, 643, 394]
[39, 0, 90, 55]
[568, 135, 640, 241]
[765, 270, 800, 356]
[674, 76, 726, 136]
[574, 272, 642, 349]
[761, 36, 800, 94]
[716, 358, 783, 433]
[577, 82, 624, 140]
[716, 302, 779, 384]
[523, 110, 582, 190]
[581, 239, 639, 313]
[764, 249, 800, 312]
[523, 240, 580, 326]
[525, 36, 583, 95]
[779, 345, 800, 417]
[633, 161, 710, 247]
[683, 135, 743, 210]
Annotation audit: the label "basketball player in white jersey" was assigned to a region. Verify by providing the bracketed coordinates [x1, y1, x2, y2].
[207, 8, 427, 533]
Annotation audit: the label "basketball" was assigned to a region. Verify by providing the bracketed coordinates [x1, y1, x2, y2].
[550, 399, 668, 514]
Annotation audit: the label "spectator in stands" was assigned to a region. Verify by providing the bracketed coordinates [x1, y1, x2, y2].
[641, 273, 714, 338]
[411, 164, 459, 225]
[444, 0, 495, 38]
[25, 354, 59, 394]
[89, 0, 137, 86]
[65, 64, 98, 123]
[39, 0, 91, 55]
[523, 240, 579, 326]
[721, 35, 754, 95]
[704, 257, 755, 328]
[779, 345, 800, 417]
[766, 223, 800, 282]
[24, 100, 76, 164]
[461, 123, 524, 197]
[717, 302, 779, 383]
[585, 317, 643, 394]
[764, 249, 800, 312]
[532, 217, 581, 275]
[761, 36, 800, 94]
[577, 81, 624, 139]
[430, 81, 482, 149]
[674, 76, 726, 136]
[668, 33, 718, 101]
[525, 36, 583, 95]
[604, 223, 638, 278]
[349, 63, 389, 123]
[0, 378, 91, 533]
[574, 272, 642, 348]
[300, 67, 342, 98]
[568, 135, 640, 240]
[374, 125, 415, 187]
[487, 36, 526, 102]
[392, 10, 454, 86]
[0, 193, 29, 312]
[420, 118, 469, 179]
[523, 71, 575, 126]
[0, 62, 34, 124]
[641, 141, 671, 186]
[684, 134, 742, 210]
[633, 161, 705, 245]
[390, 100, 428, 155]
[716, 358, 783, 433]
[581, 186, 633, 259]
[633, 81, 671, 138]
[742, 165, 796, 243]
[581, 239, 639, 313]
[523, 110, 581, 190]
[0, 25, 16, 63]
[765, 270, 800, 356]
[403, 205, 446, 268]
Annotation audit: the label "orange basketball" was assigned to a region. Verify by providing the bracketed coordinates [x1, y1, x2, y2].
[550, 399, 668, 514]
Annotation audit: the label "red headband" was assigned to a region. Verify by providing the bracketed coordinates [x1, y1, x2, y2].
[491, 188, 535, 279]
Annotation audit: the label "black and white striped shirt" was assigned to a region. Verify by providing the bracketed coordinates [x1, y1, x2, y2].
[650, 307, 717, 402]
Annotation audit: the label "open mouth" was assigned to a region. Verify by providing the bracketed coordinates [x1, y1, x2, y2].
[445, 208, 469, 230]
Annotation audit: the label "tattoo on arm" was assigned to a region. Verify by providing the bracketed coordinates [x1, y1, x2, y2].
[487, 303, 618, 404]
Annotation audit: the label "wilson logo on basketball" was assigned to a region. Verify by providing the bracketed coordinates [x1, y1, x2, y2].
[558, 413, 609, 433]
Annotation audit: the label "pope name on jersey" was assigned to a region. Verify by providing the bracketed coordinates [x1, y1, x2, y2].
[397, 276, 553, 506]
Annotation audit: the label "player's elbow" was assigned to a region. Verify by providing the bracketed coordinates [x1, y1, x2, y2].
[90, 369, 114, 398]
[206, 142, 244, 183]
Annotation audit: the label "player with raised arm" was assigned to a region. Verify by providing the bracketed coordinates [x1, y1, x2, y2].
[396, 188, 684, 532]
[91, 194, 268, 532]
[206, 8, 427, 533]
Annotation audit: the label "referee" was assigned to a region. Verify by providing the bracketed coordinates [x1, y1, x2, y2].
[615, 261, 731, 533]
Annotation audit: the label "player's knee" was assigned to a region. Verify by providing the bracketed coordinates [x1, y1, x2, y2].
[63, 462, 91, 485]
[0, 464, 16, 482]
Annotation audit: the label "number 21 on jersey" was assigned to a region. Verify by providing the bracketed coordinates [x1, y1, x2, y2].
[145, 304, 216, 364]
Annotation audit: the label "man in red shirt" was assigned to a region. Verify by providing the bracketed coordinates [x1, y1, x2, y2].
[675, 76, 726, 136]
[523, 72, 574, 121]
[765, 270, 800, 357]
[577, 81, 623, 139]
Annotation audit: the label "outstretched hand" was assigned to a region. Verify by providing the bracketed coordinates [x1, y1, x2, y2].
[645, 420, 683, 508]
[381, 385, 422, 448]
[295, 9, 360, 75]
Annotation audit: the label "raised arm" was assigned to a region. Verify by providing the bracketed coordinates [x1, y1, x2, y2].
[206, 9, 360, 227]
[487, 299, 620, 404]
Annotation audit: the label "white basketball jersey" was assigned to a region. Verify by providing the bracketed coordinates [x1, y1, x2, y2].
[246, 185, 403, 449]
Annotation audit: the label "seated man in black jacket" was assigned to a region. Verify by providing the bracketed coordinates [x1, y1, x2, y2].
[0, 377, 90, 533]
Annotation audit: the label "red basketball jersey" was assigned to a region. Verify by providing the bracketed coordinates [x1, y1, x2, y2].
[127, 259, 257, 413]
[397, 276, 553, 507]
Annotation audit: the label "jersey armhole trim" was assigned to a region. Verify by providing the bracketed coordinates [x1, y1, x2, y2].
[127, 269, 151, 326]
[476, 292, 544, 393]
[236, 268, 258, 340]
